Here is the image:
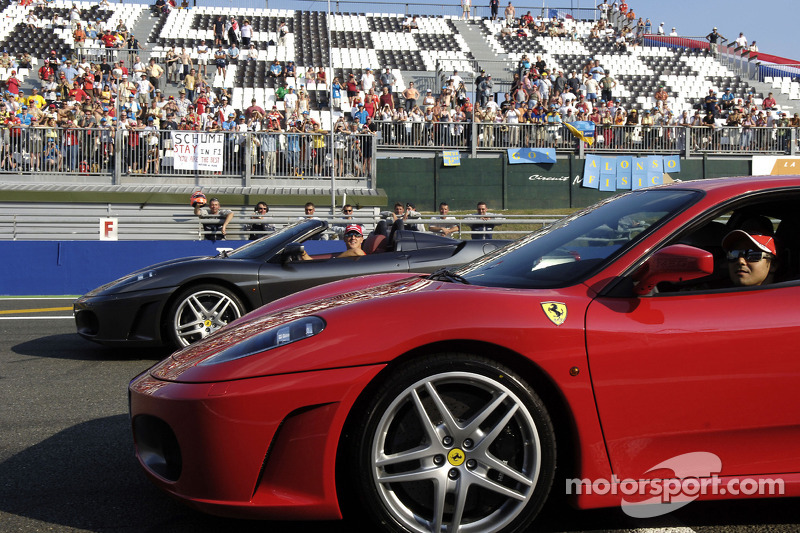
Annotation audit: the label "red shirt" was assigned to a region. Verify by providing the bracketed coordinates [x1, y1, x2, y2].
[195, 95, 209, 115]
[69, 87, 88, 103]
[101, 33, 116, 48]
[6, 76, 19, 95]
[83, 72, 95, 91]
[619, 2, 628, 13]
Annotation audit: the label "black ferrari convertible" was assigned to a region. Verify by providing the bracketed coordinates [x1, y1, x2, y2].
[74, 219, 508, 348]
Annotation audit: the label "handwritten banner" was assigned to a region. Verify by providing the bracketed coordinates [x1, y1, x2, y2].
[171, 132, 224, 172]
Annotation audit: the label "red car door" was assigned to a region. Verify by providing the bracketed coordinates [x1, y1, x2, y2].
[585, 284, 800, 479]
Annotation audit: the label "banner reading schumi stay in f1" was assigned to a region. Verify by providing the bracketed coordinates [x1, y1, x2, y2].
[583, 155, 681, 191]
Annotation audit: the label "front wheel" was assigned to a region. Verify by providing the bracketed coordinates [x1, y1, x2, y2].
[342, 353, 556, 533]
[166, 284, 245, 348]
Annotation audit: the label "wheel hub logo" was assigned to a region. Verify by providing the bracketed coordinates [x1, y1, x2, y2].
[447, 449, 465, 466]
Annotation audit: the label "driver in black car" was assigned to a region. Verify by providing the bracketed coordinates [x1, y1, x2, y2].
[301, 224, 366, 260]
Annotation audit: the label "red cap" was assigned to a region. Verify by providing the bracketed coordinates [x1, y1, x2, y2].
[344, 224, 363, 236]
[722, 230, 777, 255]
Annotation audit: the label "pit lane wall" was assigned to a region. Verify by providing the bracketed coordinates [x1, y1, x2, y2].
[0, 240, 344, 296]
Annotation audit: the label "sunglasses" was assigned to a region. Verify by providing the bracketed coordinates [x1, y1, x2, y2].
[726, 249, 772, 262]
[343, 209, 353, 214]
[344, 232, 362, 238]
[256, 208, 268, 212]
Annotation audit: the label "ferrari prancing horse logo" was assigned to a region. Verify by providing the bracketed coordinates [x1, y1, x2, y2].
[541, 302, 567, 326]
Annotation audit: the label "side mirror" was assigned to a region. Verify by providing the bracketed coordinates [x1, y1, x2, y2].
[281, 243, 306, 263]
[633, 244, 714, 295]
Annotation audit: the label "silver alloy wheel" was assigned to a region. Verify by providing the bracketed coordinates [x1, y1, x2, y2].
[371, 371, 542, 533]
[172, 289, 243, 347]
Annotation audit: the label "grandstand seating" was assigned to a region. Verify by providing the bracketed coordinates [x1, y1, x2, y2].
[2, 1, 796, 125]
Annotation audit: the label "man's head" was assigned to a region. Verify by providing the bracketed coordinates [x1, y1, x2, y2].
[394, 202, 405, 215]
[723, 218, 777, 286]
[342, 204, 353, 216]
[476, 202, 488, 215]
[439, 202, 449, 215]
[208, 198, 221, 214]
[304, 202, 315, 215]
[255, 202, 268, 214]
[343, 224, 364, 249]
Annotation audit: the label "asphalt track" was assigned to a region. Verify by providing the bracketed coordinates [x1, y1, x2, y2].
[1, 298, 798, 533]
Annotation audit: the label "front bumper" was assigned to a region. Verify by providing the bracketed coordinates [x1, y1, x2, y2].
[129, 363, 384, 520]
[74, 287, 174, 347]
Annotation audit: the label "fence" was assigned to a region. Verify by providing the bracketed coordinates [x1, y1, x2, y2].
[0, 126, 377, 185]
[0, 200, 566, 240]
[2, 125, 797, 183]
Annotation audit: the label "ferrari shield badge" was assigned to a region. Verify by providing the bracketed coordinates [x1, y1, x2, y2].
[541, 302, 567, 326]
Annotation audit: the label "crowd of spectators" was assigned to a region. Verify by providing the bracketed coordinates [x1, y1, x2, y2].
[1, 1, 797, 174]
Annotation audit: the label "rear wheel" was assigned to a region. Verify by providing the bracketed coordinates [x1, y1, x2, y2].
[342, 353, 556, 533]
[166, 284, 245, 348]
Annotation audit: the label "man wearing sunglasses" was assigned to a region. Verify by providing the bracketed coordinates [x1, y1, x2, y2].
[337, 224, 367, 258]
[722, 227, 778, 287]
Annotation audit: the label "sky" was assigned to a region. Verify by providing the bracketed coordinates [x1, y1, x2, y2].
[155, 0, 798, 62]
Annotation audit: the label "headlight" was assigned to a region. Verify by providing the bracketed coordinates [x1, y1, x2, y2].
[112, 270, 157, 290]
[199, 316, 326, 366]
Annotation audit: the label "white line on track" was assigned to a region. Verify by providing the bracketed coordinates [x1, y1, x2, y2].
[0, 317, 74, 320]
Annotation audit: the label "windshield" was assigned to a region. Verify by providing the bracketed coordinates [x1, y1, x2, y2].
[226, 220, 324, 259]
[456, 189, 701, 288]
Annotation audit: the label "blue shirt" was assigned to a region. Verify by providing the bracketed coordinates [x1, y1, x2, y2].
[354, 109, 369, 124]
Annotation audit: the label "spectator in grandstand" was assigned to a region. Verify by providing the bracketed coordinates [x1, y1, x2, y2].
[490, 0, 499, 20]
[762, 92, 777, 111]
[196, 40, 210, 78]
[227, 17, 240, 48]
[284, 87, 298, 117]
[704, 89, 718, 116]
[214, 46, 228, 79]
[504, 1, 515, 26]
[378, 86, 394, 111]
[670, 27, 678, 36]
[734, 32, 747, 49]
[361, 68, 376, 93]
[599, 71, 616, 103]
[278, 21, 289, 46]
[328, 76, 342, 109]
[147, 59, 164, 95]
[380, 68, 396, 92]
[227, 41, 240, 61]
[720, 88, 736, 111]
[478, 75, 493, 106]
[748, 41, 758, 56]
[126, 34, 146, 62]
[240, 19, 253, 47]
[344, 74, 359, 107]
[705, 27, 725, 57]
[654, 85, 669, 108]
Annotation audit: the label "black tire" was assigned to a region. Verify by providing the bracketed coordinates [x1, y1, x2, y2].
[341, 353, 556, 533]
[166, 284, 245, 348]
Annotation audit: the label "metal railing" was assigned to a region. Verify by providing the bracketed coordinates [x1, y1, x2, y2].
[0, 207, 567, 241]
[0, 126, 377, 185]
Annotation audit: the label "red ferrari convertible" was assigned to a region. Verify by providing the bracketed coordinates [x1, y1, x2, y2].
[130, 176, 800, 532]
